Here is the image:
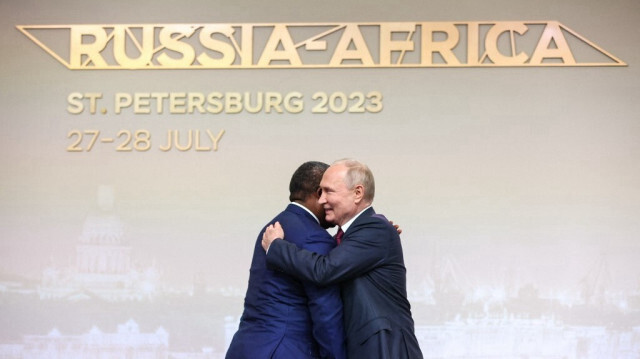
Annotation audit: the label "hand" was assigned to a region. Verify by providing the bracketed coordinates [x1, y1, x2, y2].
[389, 220, 402, 235]
[262, 221, 284, 252]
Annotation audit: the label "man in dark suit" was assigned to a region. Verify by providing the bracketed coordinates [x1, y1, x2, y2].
[262, 159, 423, 359]
[226, 161, 346, 359]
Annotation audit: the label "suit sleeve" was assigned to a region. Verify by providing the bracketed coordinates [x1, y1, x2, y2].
[300, 231, 346, 359]
[267, 218, 390, 287]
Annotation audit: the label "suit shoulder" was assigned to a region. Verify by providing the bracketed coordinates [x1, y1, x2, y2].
[350, 212, 398, 239]
[271, 206, 312, 226]
[271, 208, 330, 246]
[355, 212, 392, 228]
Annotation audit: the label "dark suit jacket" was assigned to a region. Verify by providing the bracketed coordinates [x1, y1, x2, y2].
[226, 204, 346, 359]
[267, 207, 423, 359]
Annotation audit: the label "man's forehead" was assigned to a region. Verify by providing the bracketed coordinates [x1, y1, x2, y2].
[322, 165, 344, 179]
[327, 164, 348, 175]
[320, 169, 339, 183]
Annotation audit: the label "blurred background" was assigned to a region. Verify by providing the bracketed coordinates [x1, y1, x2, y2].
[1, 0, 639, 357]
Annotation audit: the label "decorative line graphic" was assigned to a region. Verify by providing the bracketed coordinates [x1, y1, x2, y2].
[17, 21, 627, 69]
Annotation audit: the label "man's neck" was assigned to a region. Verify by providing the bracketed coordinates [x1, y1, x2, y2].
[340, 205, 371, 232]
[290, 201, 320, 224]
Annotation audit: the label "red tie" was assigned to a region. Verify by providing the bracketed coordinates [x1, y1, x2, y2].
[335, 227, 344, 245]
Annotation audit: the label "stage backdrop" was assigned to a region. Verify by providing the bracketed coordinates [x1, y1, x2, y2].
[1, 0, 639, 358]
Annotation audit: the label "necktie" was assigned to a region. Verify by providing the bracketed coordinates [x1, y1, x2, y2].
[335, 227, 344, 245]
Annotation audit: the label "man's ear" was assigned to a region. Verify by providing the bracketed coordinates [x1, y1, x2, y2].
[353, 184, 364, 203]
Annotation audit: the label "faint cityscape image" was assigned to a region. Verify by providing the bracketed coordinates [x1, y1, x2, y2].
[0, 187, 639, 358]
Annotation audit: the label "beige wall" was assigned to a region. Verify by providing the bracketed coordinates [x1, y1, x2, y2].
[1, 0, 639, 357]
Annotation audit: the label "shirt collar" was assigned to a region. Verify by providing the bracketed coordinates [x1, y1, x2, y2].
[341, 205, 371, 233]
[290, 202, 320, 224]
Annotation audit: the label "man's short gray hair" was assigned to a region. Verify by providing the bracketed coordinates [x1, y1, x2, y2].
[333, 158, 375, 203]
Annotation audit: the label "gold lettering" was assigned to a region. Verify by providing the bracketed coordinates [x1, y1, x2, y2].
[380, 23, 416, 66]
[151, 92, 169, 114]
[530, 21, 576, 65]
[466, 22, 480, 66]
[113, 26, 154, 68]
[159, 130, 172, 152]
[421, 22, 461, 65]
[169, 93, 187, 114]
[330, 24, 374, 66]
[197, 25, 236, 67]
[70, 25, 108, 68]
[244, 92, 263, 114]
[67, 93, 84, 114]
[195, 130, 209, 151]
[157, 25, 197, 67]
[174, 130, 193, 151]
[258, 25, 302, 66]
[284, 92, 304, 114]
[264, 92, 283, 113]
[225, 92, 243, 114]
[206, 92, 224, 114]
[238, 25, 254, 67]
[115, 93, 133, 114]
[188, 93, 206, 114]
[134, 93, 151, 114]
[207, 129, 225, 151]
[18, 22, 624, 69]
[483, 22, 529, 65]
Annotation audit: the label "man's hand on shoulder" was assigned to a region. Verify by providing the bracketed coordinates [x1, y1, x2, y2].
[389, 220, 402, 235]
[262, 221, 285, 252]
